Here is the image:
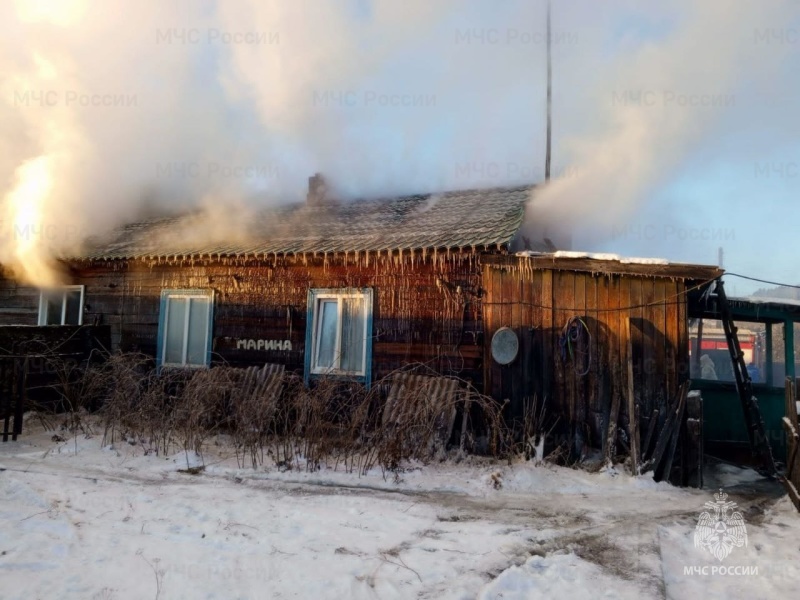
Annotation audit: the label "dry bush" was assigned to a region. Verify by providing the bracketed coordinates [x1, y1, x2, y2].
[506, 394, 548, 460]
[66, 353, 512, 475]
[83, 352, 152, 444]
[171, 366, 239, 464]
[229, 363, 510, 476]
[262, 376, 372, 472]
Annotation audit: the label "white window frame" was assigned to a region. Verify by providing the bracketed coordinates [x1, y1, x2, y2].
[309, 290, 370, 377]
[159, 290, 213, 368]
[38, 285, 84, 326]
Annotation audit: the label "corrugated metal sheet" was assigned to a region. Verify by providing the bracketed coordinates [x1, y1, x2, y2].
[77, 185, 532, 260]
[382, 373, 461, 456]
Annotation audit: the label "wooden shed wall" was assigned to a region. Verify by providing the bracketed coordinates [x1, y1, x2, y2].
[0, 272, 38, 326]
[71, 253, 484, 384]
[482, 259, 690, 449]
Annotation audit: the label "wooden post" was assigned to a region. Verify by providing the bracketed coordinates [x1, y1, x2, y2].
[784, 377, 800, 512]
[1, 359, 10, 443]
[626, 318, 639, 474]
[785, 321, 796, 382]
[641, 408, 659, 463]
[765, 325, 774, 386]
[643, 381, 689, 478]
[692, 318, 703, 376]
[661, 385, 689, 483]
[786, 377, 799, 427]
[13, 357, 27, 441]
[459, 390, 472, 454]
[684, 390, 704, 488]
[782, 414, 800, 512]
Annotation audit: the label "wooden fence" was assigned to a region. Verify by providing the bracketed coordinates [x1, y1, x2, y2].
[0, 325, 110, 440]
[0, 357, 25, 441]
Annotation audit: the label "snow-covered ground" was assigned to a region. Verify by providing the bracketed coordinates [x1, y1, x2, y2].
[1, 417, 798, 599]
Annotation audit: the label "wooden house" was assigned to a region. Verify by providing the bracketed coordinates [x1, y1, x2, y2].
[0, 177, 722, 456]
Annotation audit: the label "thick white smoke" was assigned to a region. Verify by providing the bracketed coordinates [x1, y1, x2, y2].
[1, 0, 797, 284]
[529, 0, 798, 253]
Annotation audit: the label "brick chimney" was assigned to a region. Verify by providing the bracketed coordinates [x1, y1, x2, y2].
[306, 173, 328, 206]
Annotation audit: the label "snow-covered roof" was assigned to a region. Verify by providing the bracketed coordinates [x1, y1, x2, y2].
[552, 250, 671, 266]
[512, 249, 720, 280]
[730, 296, 800, 309]
[77, 184, 532, 261]
[518, 249, 672, 265]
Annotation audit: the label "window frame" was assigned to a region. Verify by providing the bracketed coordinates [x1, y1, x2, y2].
[38, 285, 85, 326]
[156, 289, 214, 369]
[304, 288, 373, 385]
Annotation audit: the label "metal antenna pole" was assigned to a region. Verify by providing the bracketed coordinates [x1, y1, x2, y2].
[545, 0, 552, 182]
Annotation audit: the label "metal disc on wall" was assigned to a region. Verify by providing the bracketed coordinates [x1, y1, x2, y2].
[491, 327, 519, 365]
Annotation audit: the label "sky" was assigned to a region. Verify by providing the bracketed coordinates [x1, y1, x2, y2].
[0, 0, 798, 292]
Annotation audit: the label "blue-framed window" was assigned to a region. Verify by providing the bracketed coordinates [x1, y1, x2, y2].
[156, 289, 214, 368]
[304, 288, 373, 385]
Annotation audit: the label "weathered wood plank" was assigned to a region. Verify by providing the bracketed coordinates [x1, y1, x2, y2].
[640, 279, 658, 425]
[596, 275, 611, 452]
[573, 273, 587, 429]
[660, 383, 688, 482]
[642, 408, 659, 462]
[665, 279, 680, 402]
[786, 377, 799, 427]
[553, 271, 574, 422]
[540, 269, 554, 409]
[645, 381, 689, 478]
[605, 377, 622, 465]
[652, 279, 668, 421]
[584, 275, 599, 416]
[684, 390, 703, 488]
[626, 317, 640, 474]
[492, 265, 505, 402]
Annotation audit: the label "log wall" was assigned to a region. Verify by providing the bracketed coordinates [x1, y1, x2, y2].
[0, 271, 38, 326]
[69, 252, 484, 385]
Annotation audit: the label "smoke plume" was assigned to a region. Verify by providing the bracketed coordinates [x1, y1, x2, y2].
[1, 0, 797, 284]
